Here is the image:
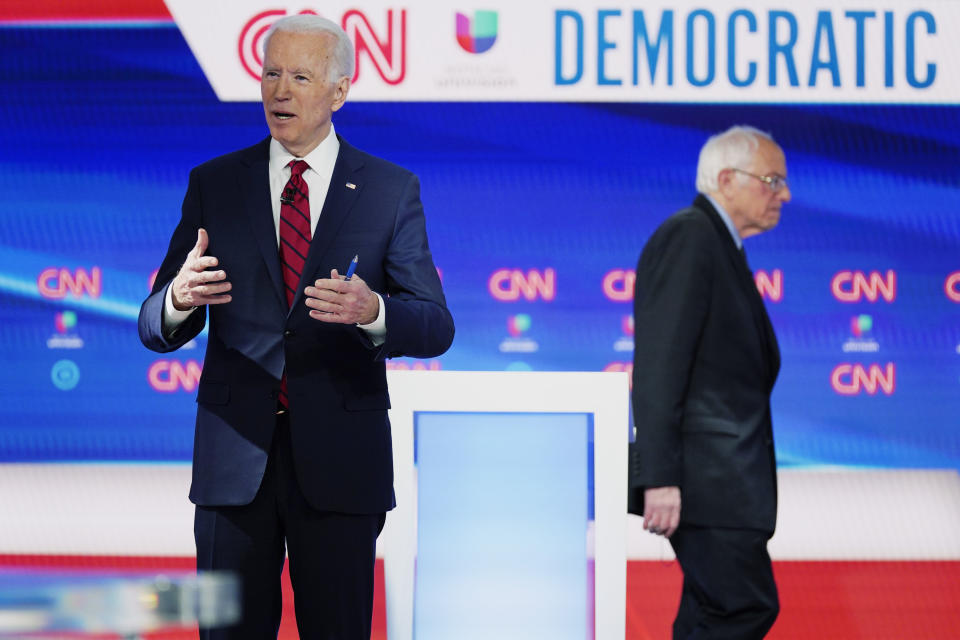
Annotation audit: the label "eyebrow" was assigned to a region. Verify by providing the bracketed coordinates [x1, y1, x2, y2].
[262, 66, 314, 76]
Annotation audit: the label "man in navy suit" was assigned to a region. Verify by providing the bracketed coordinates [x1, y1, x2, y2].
[628, 126, 790, 638]
[139, 14, 454, 638]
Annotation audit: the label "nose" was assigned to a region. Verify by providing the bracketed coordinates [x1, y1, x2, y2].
[275, 73, 292, 99]
[778, 183, 791, 203]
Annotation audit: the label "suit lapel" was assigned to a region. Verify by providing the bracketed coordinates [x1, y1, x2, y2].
[239, 138, 286, 310]
[696, 196, 780, 385]
[289, 137, 365, 312]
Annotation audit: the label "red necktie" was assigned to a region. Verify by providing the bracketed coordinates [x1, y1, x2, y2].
[279, 160, 311, 307]
[278, 159, 311, 408]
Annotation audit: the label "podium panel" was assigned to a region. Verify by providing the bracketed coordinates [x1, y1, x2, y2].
[381, 371, 628, 640]
[415, 412, 590, 639]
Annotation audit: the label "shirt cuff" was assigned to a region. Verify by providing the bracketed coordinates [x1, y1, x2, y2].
[358, 293, 386, 346]
[163, 283, 196, 328]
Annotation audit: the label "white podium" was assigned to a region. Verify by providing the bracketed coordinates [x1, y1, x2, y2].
[380, 371, 629, 640]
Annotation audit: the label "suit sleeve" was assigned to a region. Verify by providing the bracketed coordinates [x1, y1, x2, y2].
[374, 174, 455, 360]
[631, 217, 713, 489]
[138, 167, 208, 353]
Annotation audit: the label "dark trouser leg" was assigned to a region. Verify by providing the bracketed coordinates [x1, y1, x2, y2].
[285, 510, 384, 639]
[273, 412, 386, 639]
[669, 524, 779, 640]
[194, 443, 286, 639]
[673, 574, 700, 639]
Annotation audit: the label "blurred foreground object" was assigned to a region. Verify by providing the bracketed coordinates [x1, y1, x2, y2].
[0, 570, 239, 638]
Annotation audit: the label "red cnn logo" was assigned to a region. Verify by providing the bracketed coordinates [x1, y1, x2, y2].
[148, 360, 203, 393]
[830, 363, 895, 395]
[604, 361, 633, 389]
[386, 360, 442, 371]
[603, 361, 633, 376]
[238, 9, 406, 85]
[946, 272, 960, 302]
[344, 9, 406, 85]
[602, 270, 635, 302]
[831, 270, 896, 302]
[489, 269, 556, 302]
[37, 267, 102, 299]
[755, 269, 782, 302]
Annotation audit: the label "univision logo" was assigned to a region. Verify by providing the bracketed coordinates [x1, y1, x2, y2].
[843, 314, 879, 353]
[48, 311, 84, 349]
[500, 314, 538, 353]
[456, 10, 497, 54]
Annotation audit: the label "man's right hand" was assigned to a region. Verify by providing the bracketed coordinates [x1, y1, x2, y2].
[643, 486, 681, 538]
[171, 228, 232, 310]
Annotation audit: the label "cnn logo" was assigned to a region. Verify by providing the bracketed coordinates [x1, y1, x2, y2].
[603, 269, 782, 301]
[489, 269, 556, 302]
[602, 270, 634, 302]
[830, 363, 895, 395]
[831, 270, 896, 303]
[149, 360, 203, 392]
[755, 269, 782, 302]
[603, 362, 633, 375]
[945, 272, 960, 302]
[238, 9, 405, 84]
[386, 360, 442, 371]
[37, 267, 101, 299]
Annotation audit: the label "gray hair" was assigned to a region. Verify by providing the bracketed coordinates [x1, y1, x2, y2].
[264, 15, 355, 83]
[695, 125, 776, 193]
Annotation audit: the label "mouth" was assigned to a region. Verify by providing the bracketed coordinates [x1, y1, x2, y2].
[272, 111, 296, 121]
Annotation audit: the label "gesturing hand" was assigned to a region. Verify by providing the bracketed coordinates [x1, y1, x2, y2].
[170, 228, 232, 310]
[304, 269, 379, 325]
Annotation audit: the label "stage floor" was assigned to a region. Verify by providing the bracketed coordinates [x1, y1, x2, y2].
[2, 465, 959, 638]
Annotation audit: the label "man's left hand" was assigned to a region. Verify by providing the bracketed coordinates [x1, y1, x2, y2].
[304, 269, 379, 325]
[643, 486, 681, 538]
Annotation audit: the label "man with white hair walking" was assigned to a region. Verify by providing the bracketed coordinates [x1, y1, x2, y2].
[629, 126, 790, 638]
[139, 14, 454, 638]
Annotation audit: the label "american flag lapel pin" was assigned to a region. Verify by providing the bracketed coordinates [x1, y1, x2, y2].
[346, 182, 356, 190]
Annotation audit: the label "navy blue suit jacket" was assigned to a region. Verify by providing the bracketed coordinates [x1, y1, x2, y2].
[628, 195, 779, 532]
[139, 136, 454, 514]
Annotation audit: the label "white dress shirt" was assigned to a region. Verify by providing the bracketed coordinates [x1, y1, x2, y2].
[164, 125, 386, 343]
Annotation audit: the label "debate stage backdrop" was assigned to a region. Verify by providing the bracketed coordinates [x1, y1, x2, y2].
[1, 1, 957, 472]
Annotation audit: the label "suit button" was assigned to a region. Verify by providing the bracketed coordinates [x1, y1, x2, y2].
[284, 329, 295, 339]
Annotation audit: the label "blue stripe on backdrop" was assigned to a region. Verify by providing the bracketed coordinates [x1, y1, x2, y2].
[0, 26, 958, 466]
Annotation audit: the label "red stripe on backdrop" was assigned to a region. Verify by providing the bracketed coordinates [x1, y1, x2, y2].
[0, 0, 171, 21]
[0, 555, 387, 640]
[627, 560, 960, 640]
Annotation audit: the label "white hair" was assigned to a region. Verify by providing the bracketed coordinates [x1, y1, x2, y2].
[695, 125, 776, 193]
[264, 15, 355, 82]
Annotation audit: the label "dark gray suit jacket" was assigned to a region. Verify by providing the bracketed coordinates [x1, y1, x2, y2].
[628, 194, 779, 532]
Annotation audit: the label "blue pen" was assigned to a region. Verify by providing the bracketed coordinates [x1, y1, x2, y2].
[344, 254, 359, 281]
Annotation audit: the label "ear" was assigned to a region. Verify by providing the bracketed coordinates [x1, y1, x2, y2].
[716, 168, 737, 197]
[331, 76, 351, 112]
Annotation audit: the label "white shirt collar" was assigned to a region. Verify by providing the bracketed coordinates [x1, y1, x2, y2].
[702, 192, 743, 250]
[268, 123, 340, 177]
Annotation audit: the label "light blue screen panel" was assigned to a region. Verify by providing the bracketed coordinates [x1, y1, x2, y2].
[414, 411, 591, 640]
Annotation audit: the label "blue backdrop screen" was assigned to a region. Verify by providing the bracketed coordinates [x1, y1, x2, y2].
[1, 25, 958, 468]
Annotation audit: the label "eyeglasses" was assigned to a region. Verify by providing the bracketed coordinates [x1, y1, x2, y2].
[731, 168, 788, 193]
